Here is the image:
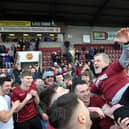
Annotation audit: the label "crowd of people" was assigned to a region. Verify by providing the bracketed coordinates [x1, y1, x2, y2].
[0, 28, 129, 129]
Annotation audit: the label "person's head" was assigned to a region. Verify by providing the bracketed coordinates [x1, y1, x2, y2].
[40, 84, 69, 110]
[42, 71, 54, 86]
[20, 70, 33, 90]
[54, 66, 62, 74]
[48, 93, 92, 129]
[28, 65, 33, 69]
[35, 78, 44, 87]
[31, 68, 36, 73]
[62, 65, 67, 72]
[0, 73, 6, 77]
[81, 71, 90, 84]
[72, 80, 90, 106]
[15, 64, 21, 70]
[64, 73, 72, 88]
[55, 74, 64, 83]
[0, 77, 12, 95]
[94, 53, 110, 74]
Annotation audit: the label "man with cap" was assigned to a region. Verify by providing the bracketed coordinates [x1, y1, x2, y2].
[42, 71, 55, 88]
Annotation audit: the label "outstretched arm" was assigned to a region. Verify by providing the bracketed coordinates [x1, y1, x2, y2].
[114, 28, 129, 68]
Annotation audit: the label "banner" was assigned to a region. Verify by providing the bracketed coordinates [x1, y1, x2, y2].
[17, 51, 41, 62]
[0, 27, 61, 33]
[0, 21, 31, 27]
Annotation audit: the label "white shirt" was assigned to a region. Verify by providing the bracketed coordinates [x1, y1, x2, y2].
[0, 95, 14, 129]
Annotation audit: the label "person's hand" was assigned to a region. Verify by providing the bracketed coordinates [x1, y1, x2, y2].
[25, 93, 32, 101]
[102, 104, 123, 119]
[30, 90, 38, 97]
[102, 104, 114, 119]
[117, 117, 129, 129]
[114, 28, 129, 43]
[88, 107, 105, 119]
[41, 113, 49, 121]
[12, 100, 20, 111]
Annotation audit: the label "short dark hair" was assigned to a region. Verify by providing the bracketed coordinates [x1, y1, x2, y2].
[71, 79, 88, 92]
[0, 77, 11, 86]
[48, 93, 79, 129]
[81, 70, 90, 77]
[39, 85, 58, 111]
[63, 73, 72, 81]
[20, 70, 32, 78]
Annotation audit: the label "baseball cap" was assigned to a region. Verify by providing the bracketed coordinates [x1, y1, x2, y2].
[42, 71, 54, 79]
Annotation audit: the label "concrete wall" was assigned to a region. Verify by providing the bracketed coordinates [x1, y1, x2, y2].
[64, 25, 121, 45]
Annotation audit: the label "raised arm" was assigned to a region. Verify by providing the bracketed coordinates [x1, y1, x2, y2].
[114, 28, 129, 68]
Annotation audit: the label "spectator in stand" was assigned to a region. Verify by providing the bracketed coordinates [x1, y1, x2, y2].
[42, 71, 55, 88]
[0, 69, 6, 77]
[85, 50, 91, 63]
[16, 43, 21, 52]
[6, 69, 14, 80]
[1, 44, 6, 53]
[113, 42, 121, 50]
[76, 62, 83, 77]
[22, 45, 27, 51]
[5, 54, 12, 69]
[94, 47, 99, 55]
[62, 65, 67, 75]
[56, 52, 61, 65]
[0, 55, 3, 68]
[34, 64, 42, 78]
[81, 63, 94, 83]
[55, 73, 67, 89]
[31, 66, 42, 80]
[31, 68, 37, 80]
[11, 70, 42, 129]
[99, 46, 105, 53]
[13, 64, 22, 85]
[75, 50, 81, 62]
[80, 71, 91, 85]
[67, 51, 73, 63]
[8, 47, 15, 63]
[35, 38, 40, 51]
[0, 45, 2, 53]
[51, 52, 58, 65]
[63, 73, 73, 90]
[67, 63, 76, 77]
[44, 35, 52, 42]
[89, 47, 94, 60]
[28, 42, 35, 51]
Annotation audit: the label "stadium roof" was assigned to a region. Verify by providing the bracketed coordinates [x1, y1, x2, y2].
[0, 0, 129, 27]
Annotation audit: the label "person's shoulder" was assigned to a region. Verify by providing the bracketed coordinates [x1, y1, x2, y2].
[12, 86, 20, 93]
[90, 96, 105, 106]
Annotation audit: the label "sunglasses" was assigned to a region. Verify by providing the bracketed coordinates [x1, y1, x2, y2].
[46, 76, 54, 78]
